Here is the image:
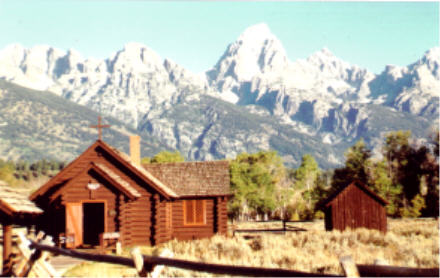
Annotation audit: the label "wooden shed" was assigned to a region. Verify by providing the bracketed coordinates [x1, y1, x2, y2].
[320, 180, 388, 233]
[30, 137, 230, 248]
[0, 181, 43, 274]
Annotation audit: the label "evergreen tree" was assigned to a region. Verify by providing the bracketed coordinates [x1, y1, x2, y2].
[369, 160, 402, 216]
[421, 130, 439, 217]
[332, 139, 371, 189]
[382, 130, 437, 217]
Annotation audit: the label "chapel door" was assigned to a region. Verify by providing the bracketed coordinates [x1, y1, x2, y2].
[65, 202, 83, 248]
[82, 202, 105, 246]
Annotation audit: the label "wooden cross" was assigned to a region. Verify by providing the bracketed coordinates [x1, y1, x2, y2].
[89, 116, 110, 141]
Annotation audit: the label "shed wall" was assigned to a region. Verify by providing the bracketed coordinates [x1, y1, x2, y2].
[325, 184, 387, 233]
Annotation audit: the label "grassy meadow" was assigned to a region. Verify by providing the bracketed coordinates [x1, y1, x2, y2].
[63, 218, 439, 277]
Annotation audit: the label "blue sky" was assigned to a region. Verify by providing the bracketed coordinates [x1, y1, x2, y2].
[0, 1, 438, 74]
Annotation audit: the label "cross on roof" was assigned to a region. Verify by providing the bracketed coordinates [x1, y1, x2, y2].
[89, 116, 110, 141]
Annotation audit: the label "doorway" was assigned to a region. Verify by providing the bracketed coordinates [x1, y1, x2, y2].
[324, 206, 333, 231]
[82, 202, 105, 246]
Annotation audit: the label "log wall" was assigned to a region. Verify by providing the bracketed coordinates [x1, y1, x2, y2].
[170, 198, 228, 240]
[35, 143, 230, 247]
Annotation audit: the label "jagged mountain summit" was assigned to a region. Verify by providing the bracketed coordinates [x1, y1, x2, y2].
[370, 47, 440, 118]
[0, 42, 210, 128]
[0, 23, 437, 167]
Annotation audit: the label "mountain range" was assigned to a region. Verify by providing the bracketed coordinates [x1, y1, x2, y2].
[0, 23, 438, 168]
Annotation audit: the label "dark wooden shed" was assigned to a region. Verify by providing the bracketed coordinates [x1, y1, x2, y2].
[30, 137, 230, 248]
[320, 180, 388, 233]
[0, 181, 43, 274]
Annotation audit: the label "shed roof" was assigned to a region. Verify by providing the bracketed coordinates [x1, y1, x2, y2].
[319, 180, 388, 208]
[0, 181, 43, 216]
[143, 161, 231, 197]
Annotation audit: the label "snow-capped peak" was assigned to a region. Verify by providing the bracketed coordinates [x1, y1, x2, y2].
[423, 47, 440, 61]
[308, 47, 338, 62]
[108, 42, 164, 74]
[237, 23, 275, 43]
[307, 47, 355, 73]
[208, 23, 289, 83]
[123, 42, 149, 52]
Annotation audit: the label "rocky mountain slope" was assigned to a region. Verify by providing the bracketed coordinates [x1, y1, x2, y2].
[0, 23, 437, 167]
[0, 80, 167, 161]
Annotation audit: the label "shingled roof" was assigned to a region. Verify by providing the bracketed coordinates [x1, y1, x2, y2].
[93, 163, 142, 198]
[143, 161, 231, 197]
[0, 181, 43, 216]
[100, 141, 179, 198]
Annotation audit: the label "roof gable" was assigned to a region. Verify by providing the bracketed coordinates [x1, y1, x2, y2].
[320, 180, 388, 208]
[99, 141, 178, 197]
[49, 162, 142, 202]
[31, 140, 177, 201]
[30, 140, 103, 200]
[143, 161, 231, 197]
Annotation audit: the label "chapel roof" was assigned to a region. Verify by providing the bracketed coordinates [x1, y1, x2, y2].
[143, 161, 231, 197]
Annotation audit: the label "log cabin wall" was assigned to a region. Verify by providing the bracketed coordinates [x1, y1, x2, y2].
[60, 171, 118, 234]
[214, 197, 228, 235]
[170, 198, 219, 240]
[36, 201, 65, 239]
[152, 195, 169, 245]
[122, 196, 152, 246]
[34, 144, 158, 246]
[32, 141, 231, 247]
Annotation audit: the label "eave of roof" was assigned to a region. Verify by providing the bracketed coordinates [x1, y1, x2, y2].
[93, 162, 141, 198]
[319, 180, 388, 208]
[50, 162, 142, 201]
[30, 140, 104, 200]
[31, 140, 178, 201]
[98, 141, 178, 198]
[0, 181, 43, 215]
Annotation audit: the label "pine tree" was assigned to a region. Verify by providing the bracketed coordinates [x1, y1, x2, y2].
[332, 139, 371, 189]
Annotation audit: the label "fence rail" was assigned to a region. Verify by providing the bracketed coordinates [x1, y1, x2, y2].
[233, 220, 308, 235]
[28, 240, 439, 277]
[29, 240, 338, 277]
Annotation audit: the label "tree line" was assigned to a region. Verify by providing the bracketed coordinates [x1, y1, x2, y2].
[0, 159, 66, 186]
[229, 130, 439, 220]
[0, 130, 437, 219]
[141, 130, 438, 220]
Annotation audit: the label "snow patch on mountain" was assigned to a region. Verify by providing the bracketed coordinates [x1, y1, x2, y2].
[0, 24, 437, 166]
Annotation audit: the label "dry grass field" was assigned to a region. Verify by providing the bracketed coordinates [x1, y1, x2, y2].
[62, 218, 439, 277]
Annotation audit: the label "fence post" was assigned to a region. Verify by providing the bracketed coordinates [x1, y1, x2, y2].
[131, 247, 148, 277]
[374, 258, 389, 266]
[339, 256, 359, 277]
[150, 248, 174, 278]
[116, 242, 122, 255]
[2, 224, 13, 275]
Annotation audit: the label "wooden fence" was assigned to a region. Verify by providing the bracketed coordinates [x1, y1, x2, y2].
[233, 220, 308, 236]
[10, 232, 437, 278]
